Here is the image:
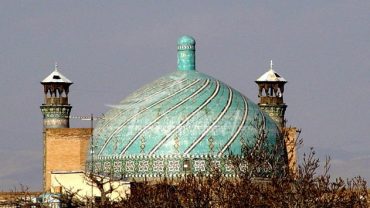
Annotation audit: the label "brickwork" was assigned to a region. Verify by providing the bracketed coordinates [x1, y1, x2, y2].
[44, 128, 91, 191]
[283, 127, 298, 175]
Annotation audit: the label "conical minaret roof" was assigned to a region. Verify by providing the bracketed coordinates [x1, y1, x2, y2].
[256, 60, 287, 83]
[41, 63, 72, 84]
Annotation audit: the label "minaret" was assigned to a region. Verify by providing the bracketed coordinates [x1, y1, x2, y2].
[40, 63, 72, 128]
[40, 63, 73, 191]
[40, 64, 92, 191]
[255, 61, 287, 129]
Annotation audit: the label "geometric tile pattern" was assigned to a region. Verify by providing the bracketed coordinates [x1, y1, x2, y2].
[86, 154, 277, 178]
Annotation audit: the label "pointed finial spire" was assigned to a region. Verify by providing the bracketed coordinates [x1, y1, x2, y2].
[54, 62, 59, 71]
[270, 60, 273, 70]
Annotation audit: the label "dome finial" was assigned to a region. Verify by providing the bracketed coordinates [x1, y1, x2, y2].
[177, 35, 196, 71]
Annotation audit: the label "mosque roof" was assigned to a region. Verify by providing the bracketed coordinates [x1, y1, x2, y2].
[88, 36, 284, 177]
[93, 70, 280, 157]
[41, 64, 72, 84]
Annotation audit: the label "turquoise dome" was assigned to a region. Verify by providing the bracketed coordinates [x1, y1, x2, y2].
[88, 70, 283, 177]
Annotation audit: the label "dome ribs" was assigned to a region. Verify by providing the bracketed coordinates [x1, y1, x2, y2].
[97, 78, 202, 156]
[218, 95, 248, 157]
[119, 79, 212, 156]
[148, 80, 221, 156]
[183, 86, 233, 155]
[94, 78, 188, 137]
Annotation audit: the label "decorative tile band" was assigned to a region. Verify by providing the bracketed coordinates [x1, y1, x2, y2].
[86, 155, 275, 178]
[177, 45, 195, 50]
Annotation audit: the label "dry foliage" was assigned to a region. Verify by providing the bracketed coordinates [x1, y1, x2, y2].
[81, 126, 368, 208]
[110, 149, 367, 208]
[2, 125, 368, 207]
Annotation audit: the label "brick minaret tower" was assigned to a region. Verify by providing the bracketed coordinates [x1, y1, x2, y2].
[40, 64, 91, 191]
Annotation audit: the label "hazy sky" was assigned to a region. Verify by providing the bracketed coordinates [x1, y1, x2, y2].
[0, 1, 369, 190]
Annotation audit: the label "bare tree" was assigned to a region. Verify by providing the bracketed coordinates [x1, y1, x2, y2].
[50, 121, 368, 207]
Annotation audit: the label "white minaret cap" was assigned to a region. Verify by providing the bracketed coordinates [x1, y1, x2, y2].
[41, 63, 73, 84]
[256, 60, 287, 82]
